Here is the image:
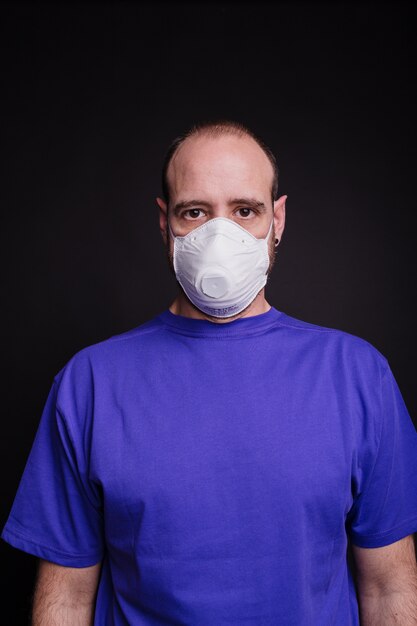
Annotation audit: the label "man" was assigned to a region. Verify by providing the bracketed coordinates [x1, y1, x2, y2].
[2, 120, 417, 625]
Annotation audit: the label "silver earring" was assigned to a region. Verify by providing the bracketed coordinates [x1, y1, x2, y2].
[274, 238, 280, 247]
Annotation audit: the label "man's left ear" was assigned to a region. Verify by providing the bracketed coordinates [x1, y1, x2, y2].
[273, 195, 287, 241]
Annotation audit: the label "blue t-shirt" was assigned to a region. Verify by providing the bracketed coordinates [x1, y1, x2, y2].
[2, 306, 417, 625]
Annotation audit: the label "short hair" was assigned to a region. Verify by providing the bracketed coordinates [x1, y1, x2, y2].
[161, 119, 279, 205]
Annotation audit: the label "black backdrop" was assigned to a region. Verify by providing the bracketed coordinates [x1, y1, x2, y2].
[1, 2, 416, 622]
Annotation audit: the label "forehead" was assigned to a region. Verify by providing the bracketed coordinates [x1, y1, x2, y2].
[167, 134, 274, 201]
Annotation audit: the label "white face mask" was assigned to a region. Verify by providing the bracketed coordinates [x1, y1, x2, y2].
[168, 217, 274, 318]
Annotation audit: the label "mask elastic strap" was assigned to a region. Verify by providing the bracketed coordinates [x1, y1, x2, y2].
[168, 221, 176, 241]
[264, 217, 274, 241]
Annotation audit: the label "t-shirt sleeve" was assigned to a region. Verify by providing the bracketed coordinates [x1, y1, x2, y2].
[347, 363, 417, 548]
[1, 376, 104, 567]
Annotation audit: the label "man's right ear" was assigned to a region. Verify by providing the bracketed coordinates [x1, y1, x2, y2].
[156, 197, 168, 245]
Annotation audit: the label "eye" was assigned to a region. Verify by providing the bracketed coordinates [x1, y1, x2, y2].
[183, 209, 205, 219]
[236, 207, 255, 218]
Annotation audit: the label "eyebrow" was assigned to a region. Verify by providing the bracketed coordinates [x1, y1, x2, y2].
[172, 198, 267, 215]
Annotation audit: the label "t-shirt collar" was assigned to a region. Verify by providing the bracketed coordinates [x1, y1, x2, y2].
[158, 305, 282, 338]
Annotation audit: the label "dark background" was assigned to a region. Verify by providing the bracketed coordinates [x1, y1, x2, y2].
[1, 1, 415, 622]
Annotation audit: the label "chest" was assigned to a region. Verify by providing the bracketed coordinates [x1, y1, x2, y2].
[89, 350, 355, 557]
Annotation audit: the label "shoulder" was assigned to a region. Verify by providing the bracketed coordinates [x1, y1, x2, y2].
[276, 310, 390, 377]
[52, 313, 165, 401]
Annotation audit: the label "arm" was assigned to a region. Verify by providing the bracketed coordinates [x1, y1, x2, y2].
[31, 559, 102, 626]
[352, 534, 417, 625]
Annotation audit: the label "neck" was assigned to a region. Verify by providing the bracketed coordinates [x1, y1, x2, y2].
[168, 290, 271, 323]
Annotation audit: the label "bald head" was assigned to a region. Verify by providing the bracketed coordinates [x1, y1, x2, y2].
[166, 133, 276, 214]
[161, 120, 279, 206]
